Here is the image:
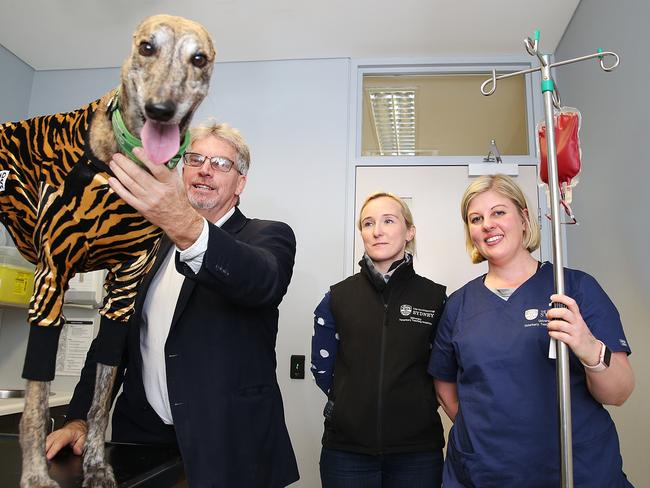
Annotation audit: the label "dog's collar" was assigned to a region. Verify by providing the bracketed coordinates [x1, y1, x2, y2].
[107, 90, 189, 170]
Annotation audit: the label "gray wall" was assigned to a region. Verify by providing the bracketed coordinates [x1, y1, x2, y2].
[2, 58, 350, 487]
[556, 1, 649, 485]
[28, 67, 119, 116]
[0, 44, 35, 387]
[0, 44, 33, 122]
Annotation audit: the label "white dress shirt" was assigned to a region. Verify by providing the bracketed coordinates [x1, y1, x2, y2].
[140, 207, 235, 424]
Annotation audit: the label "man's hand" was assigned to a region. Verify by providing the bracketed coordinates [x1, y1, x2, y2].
[45, 419, 88, 460]
[108, 147, 204, 250]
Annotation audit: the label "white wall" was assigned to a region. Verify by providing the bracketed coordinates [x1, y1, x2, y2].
[201, 58, 351, 488]
[3, 57, 351, 487]
[555, 1, 650, 486]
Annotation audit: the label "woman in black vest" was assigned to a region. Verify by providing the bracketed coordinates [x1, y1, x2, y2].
[311, 191, 447, 488]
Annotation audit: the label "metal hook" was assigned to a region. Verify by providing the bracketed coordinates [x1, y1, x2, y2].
[524, 33, 547, 67]
[550, 50, 621, 72]
[480, 69, 497, 96]
[598, 50, 620, 72]
[524, 37, 537, 57]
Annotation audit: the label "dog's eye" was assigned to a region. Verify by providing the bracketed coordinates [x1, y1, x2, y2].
[138, 42, 156, 57]
[191, 53, 208, 68]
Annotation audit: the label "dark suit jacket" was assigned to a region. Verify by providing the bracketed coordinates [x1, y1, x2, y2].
[68, 208, 300, 488]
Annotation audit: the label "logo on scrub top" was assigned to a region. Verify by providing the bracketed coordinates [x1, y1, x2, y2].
[525, 309, 539, 320]
[523, 307, 548, 328]
[400, 304, 412, 316]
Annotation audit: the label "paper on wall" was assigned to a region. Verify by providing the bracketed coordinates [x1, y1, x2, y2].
[55, 318, 96, 376]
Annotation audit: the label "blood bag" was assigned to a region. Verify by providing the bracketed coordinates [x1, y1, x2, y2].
[537, 107, 582, 222]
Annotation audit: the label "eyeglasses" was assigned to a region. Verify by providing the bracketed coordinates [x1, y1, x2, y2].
[182, 152, 239, 173]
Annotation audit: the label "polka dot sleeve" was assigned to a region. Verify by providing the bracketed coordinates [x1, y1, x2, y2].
[310, 291, 338, 395]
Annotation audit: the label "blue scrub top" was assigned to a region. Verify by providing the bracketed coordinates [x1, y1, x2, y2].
[429, 262, 633, 487]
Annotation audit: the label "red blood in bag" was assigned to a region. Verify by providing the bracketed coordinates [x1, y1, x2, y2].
[539, 111, 581, 186]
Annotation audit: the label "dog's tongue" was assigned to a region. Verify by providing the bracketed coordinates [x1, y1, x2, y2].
[141, 120, 181, 165]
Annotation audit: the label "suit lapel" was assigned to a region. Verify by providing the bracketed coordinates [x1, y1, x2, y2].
[221, 207, 248, 235]
[169, 255, 197, 331]
[168, 208, 248, 332]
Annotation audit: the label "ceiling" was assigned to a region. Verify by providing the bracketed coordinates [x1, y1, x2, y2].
[0, 0, 579, 71]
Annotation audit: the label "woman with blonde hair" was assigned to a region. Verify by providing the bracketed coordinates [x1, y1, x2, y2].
[311, 192, 446, 487]
[429, 174, 634, 487]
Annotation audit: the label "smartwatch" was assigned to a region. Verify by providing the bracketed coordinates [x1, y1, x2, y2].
[581, 340, 611, 372]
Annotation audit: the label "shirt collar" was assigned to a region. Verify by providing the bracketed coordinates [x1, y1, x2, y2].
[363, 253, 412, 283]
[213, 206, 236, 228]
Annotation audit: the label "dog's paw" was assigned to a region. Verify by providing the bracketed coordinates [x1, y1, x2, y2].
[82, 463, 117, 488]
[19, 472, 61, 488]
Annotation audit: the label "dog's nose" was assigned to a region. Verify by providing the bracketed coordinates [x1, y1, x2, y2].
[144, 101, 177, 122]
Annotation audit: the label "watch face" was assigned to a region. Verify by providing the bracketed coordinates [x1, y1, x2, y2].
[603, 345, 612, 367]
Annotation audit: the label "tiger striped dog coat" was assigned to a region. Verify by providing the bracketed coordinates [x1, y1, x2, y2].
[0, 14, 215, 487]
[0, 14, 215, 380]
[0, 96, 163, 379]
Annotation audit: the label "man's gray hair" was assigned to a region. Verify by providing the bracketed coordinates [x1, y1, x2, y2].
[189, 120, 251, 175]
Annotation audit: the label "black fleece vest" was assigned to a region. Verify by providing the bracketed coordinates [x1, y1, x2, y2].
[324, 259, 446, 455]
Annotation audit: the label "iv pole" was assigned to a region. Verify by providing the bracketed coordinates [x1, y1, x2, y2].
[480, 30, 619, 488]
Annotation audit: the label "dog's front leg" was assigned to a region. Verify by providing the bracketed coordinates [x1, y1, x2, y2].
[82, 363, 118, 488]
[19, 380, 60, 488]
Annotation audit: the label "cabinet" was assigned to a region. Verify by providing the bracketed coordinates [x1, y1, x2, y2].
[0, 404, 68, 434]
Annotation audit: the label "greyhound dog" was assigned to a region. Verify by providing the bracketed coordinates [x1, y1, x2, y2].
[0, 15, 215, 487]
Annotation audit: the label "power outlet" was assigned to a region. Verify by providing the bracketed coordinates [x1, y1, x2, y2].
[290, 355, 305, 379]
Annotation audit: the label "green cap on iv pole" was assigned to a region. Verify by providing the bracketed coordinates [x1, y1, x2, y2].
[541, 79, 554, 93]
[534, 30, 540, 41]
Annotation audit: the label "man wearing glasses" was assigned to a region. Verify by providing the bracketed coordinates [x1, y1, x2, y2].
[46, 122, 300, 488]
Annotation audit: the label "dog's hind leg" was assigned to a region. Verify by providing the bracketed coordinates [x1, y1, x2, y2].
[19, 380, 60, 488]
[82, 363, 118, 488]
